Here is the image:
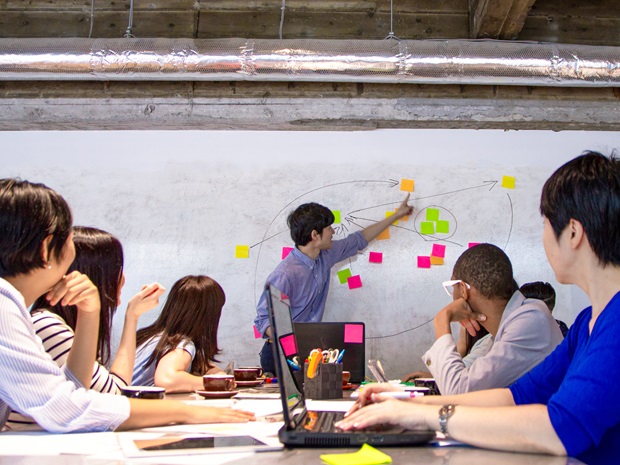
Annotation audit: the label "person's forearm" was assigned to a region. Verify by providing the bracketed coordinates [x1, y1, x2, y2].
[434, 310, 452, 339]
[456, 327, 468, 358]
[362, 215, 400, 242]
[424, 403, 566, 456]
[117, 399, 191, 430]
[154, 370, 205, 393]
[66, 311, 99, 388]
[416, 387, 514, 407]
[109, 312, 140, 385]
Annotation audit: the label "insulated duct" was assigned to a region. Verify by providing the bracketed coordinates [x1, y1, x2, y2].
[0, 38, 619, 86]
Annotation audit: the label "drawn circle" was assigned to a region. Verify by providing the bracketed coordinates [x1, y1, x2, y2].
[413, 205, 458, 241]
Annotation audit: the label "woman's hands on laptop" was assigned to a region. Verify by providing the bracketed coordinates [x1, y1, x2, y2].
[344, 383, 402, 416]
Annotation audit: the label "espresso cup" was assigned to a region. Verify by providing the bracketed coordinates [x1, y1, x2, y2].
[203, 374, 235, 392]
[238, 366, 264, 377]
[342, 371, 351, 385]
[120, 386, 165, 399]
[234, 368, 258, 382]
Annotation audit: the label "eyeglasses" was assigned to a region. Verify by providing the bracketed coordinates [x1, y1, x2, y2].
[442, 279, 471, 296]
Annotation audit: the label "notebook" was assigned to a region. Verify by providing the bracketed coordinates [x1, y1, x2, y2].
[294, 322, 366, 383]
[265, 283, 436, 447]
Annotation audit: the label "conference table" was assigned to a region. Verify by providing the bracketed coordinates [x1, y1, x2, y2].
[0, 383, 586, 465]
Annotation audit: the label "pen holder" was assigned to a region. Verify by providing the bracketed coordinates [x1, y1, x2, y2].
[304, 362, 343, 400]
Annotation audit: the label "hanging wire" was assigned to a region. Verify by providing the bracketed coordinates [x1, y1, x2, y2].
[124, 0, 136, 38]
[384, 0, 400, 41]
[88, 0, 95, 38]
[279, 0, 286, 40]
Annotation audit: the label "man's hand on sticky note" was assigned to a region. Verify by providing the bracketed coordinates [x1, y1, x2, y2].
[394, 193, 413, 220]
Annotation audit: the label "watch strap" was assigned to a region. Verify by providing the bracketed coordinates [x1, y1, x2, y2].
[438, 404, 456, 435]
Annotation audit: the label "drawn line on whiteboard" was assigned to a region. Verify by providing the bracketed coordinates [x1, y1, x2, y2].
[367, 317, 434, 339]
[503, 192, 514, 251]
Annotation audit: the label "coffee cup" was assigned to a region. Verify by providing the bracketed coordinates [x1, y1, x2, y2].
[234, 368, 259, 382]
[203, 374, 235, 392]
[342, 371, 351, 385]
[120, 386, 165, 399]
[238, 366, 263, 377]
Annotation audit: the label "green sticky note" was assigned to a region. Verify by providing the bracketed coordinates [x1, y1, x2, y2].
[337, 268, 352, 284]
[420, 221, 435, 235]
[436, 220, 450, 233]
[332, 210, 341, 224]
[425, 208, 440, 221]
[321, 444, 392, 465]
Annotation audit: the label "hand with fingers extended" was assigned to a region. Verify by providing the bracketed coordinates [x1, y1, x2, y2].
[344, 382, 402, 417]
[46, 271, 100, 314]
[435, 297, 486, 338]
[126, 282, 166, 320]
[337, 398, 433, 432]
[394, 193, 414, 220]
[190, 407, 256, 424]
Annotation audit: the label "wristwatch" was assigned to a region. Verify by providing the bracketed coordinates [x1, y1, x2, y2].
[438, 404, 456, 435]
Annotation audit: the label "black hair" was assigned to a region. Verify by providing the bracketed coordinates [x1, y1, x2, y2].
[0, 178, 73, 278]
[520, 281, 556, 312]
[452, 243, 517, 301]
[136, 275, 225, 375]
[31, 226, 124, 365]
[287, 203, 335, 247]
[540, 150, 620, 266]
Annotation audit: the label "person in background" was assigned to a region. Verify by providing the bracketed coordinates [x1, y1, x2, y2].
[401, 244, 562, 395]
[520, 281, 569, 337]
[0, 178, 253, 432]
[254, 194, 413, 375]
[337, 151, 620, 464]
[133, 275, 226, 393]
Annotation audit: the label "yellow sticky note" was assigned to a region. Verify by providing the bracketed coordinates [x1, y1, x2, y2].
[502, 175, 516, 189]
[395, 207, 408, 221]
[385, 211, 398, 225]
[377, 228, 390, 241]
[430, 256, 444, 265]
[321, 444, 392, 465]
[400, 178, 415, 192]
[235, 245, 249, 258]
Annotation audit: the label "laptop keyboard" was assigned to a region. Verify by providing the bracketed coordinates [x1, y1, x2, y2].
[301, 411, 401, 434]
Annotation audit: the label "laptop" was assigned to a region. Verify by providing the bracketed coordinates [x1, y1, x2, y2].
[265, 283, 436, 447]
[294, 322, 366, 383]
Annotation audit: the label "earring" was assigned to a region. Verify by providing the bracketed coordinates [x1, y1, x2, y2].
[47, 264, 52, 270]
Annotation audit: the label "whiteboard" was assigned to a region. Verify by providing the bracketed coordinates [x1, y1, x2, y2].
[1, 129, 618, 378]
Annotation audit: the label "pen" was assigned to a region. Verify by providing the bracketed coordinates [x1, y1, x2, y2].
[336, 349, 345, 363]
[350, 390, 423, 399]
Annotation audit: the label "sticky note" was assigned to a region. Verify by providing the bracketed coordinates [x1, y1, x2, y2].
[235, 245, 249, 258]
[468, 242, 481, 248]
[369, 251, 383, 263]
[395, 207, 408, 221]
[436, 220, 450, 234]
[279, 334, 298, 357]
[337, 268, 352, 284]
[377, 228, 390, 240]
[425, 208, 440, 221]
[332, 210, 341, 223]
[253, 325, 261, 339]
[431, 244, 446, 258]
[420, 222, 435, 235]
[347, 275, 363, 290]
[400, 179, 415, 192]
[430, 256, 444, 265]
[344, 324, 364, 344]
[281, 293, 289, 300]
[502, 175, 516, 189]
[385, 211, 398, 225]
[417, 256, 431, 268]
[281, 246, 293, 260]
[321, 443, 392, 465]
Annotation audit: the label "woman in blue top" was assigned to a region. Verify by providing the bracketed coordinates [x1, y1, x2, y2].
[337, 151, 620, 464]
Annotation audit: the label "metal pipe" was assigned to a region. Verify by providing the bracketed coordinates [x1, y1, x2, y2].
[0, 38, 618, 86]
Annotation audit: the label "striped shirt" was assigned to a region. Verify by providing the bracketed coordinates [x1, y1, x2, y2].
[0, 278, 129, 432]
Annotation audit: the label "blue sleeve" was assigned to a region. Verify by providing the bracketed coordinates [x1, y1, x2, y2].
[324, 231, 368, 267]
[254, 270, 292, 337]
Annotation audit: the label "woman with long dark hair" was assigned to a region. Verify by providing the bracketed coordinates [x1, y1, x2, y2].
[0, 178, 253, 432]
[133, 275, 226, 393]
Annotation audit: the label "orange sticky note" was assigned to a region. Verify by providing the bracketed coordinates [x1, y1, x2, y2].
[430, 256, 444, 265]
[235, 245, 249, 258]
[385, 211, 398, 225]
[401, 179, 415, 192]
[377, 228, 390, 241]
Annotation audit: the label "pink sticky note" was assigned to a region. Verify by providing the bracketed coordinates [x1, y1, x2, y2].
[431, 244, 446, 258]
[417, 256, 431, 268]
[279, 334, 298, 357]
[281, 293, 289, 300]
[344, 324, 364, 344]
[369, 251, 383, 263]
[468, 242, 481, 248]
[347, 275, 363, 289]
[253, 325, 261, 339]
[282, 247, 293, 259]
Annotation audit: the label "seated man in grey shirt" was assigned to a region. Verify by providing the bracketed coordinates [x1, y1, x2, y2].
[420, 243, 563, 395]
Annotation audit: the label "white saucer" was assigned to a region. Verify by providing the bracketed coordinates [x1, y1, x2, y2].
[196, 390, 239, 399]
[235, 379, 265, 387]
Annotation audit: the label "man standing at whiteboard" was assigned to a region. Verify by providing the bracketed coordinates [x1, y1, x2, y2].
[254, 195, 413, 375]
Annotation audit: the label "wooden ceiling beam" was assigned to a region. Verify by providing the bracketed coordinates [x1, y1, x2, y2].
[469, 0, 537, 39]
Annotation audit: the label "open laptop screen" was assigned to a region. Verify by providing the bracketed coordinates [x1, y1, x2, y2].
[265, 283, 304, 428]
